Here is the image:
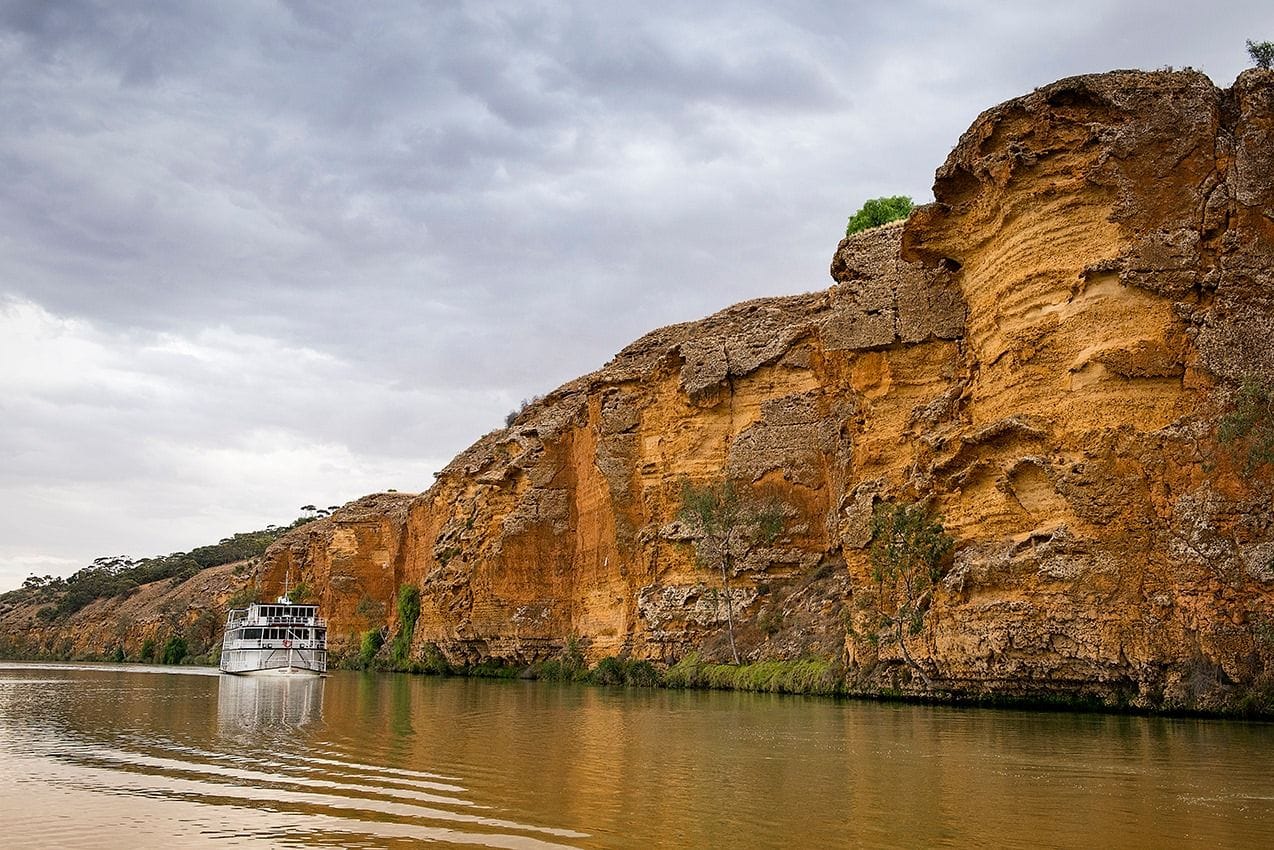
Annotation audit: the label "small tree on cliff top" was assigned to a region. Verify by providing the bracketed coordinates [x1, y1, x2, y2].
[846, 195, 914, 237]
[869, 501, 954, 689]
[1248, 40, 1274, 69]
[1219, 376, 1274, 473]
[679, 479, 785, 665]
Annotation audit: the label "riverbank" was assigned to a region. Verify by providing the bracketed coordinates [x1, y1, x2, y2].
[6, 641, 1272, 719]
[343, 647, 1274, 719]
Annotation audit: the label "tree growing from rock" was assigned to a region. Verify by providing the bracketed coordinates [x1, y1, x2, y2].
[868, 501, 954, 688]
[389, 583, 422, 669]
[1219, 376, 1274, 472]
[679, 478, 785, 664]
[846, 195, 914, 236]
[1248, 40, 1274, 69]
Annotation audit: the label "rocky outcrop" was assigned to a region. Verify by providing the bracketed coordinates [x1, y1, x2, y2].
[253, 214, 968, 664]
[253, 69, 1274, 711]
[6, 69, 1273, 712]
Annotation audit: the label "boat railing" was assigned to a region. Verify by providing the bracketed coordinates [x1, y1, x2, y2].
[223, 637, 327, 650]
[237, 615, 327, 627]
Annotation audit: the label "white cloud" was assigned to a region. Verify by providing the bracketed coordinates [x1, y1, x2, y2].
[0, 299, 447, 589]
[0, 0, 1269, 590]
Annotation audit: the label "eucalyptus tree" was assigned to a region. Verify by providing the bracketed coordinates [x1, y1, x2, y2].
[679, 479, 785, 664]
[869, 501, 954, 688]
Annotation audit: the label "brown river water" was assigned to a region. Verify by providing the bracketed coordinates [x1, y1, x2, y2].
[1, 661, 1272, 848]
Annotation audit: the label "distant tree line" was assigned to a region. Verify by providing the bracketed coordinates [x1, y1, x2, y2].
[4, 513, 324, 619]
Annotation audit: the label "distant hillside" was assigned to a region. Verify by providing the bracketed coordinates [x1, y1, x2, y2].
[0, 514, 323, 663]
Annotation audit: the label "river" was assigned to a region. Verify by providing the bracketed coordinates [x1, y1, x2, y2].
[1, 662, 1271, 848]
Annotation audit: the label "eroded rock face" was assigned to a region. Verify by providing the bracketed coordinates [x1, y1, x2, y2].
[252, 220, 966, 668]
[247, 70, 1274, 711]
[7, 70, 1272, 712]
[894, 69, 1274, 708]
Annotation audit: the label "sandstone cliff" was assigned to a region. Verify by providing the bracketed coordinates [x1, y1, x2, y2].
[6, 69, 1273, 712]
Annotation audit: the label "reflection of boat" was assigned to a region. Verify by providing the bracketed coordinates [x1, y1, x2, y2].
[217, 669, 324, 732]
[219, 595, 327, 676]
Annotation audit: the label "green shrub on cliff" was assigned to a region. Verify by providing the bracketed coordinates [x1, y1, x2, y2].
[388, 584, 422, 669]
[535, 636, 587, 682]
[1219, 376, 1274, 472]
[590, 656, 660, 686]
[359, 629, 385, 668]
[845, 195, 914, 236]
[161, 635, 188, 665]
[679, 478, 787, 664]
[226, 586, 262, 609]
[419, 642, 451, 675]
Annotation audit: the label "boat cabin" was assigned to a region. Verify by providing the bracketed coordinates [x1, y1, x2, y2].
[220, 596, 328, 675]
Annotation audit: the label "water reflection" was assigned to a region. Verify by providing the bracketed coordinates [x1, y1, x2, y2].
[2, 663, 1273, 849]
[216, 673, 324, 734]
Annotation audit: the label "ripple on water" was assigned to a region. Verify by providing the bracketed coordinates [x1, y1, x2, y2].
[0, 664, 590, 849]
[3, 664, 1274, 849]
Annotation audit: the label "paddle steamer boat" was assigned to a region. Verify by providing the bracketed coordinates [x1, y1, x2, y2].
[219, 595, 327, 676]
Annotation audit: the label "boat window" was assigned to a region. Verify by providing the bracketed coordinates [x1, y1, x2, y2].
[243, 628, 261, 640]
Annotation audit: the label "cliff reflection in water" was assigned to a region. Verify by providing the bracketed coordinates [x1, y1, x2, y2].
[3, 662, 1274, 849]
[217, 673, 324, 733]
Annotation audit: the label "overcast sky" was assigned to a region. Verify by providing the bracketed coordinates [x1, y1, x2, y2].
[1, 1, 1268, 592]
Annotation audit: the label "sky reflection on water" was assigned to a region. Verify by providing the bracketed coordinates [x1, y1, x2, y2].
[2, 662, 1273, 849]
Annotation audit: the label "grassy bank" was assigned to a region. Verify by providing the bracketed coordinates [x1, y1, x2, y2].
[346, 641, 841, 694]
[332, 642, 1274, 718]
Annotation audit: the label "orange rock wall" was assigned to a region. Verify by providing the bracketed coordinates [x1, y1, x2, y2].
[8, 70, 1272, 712]
[252, 71, 1274, 710]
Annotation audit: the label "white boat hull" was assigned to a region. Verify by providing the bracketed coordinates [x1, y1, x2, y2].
[227, 666, 324, 678]
[221, 647, 326, 676]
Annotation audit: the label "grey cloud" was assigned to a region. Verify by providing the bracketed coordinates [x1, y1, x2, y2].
[2, 0, 1271, 589]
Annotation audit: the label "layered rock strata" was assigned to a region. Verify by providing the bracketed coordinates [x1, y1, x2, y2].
[203, 69, 1274, 709]
[5, 69, 1273, 712]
